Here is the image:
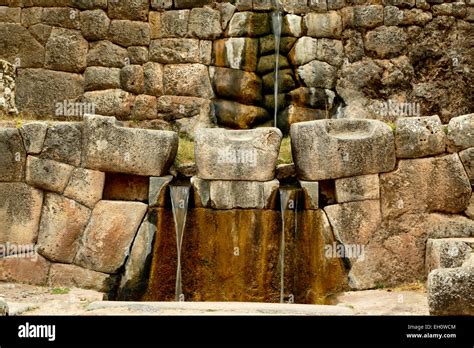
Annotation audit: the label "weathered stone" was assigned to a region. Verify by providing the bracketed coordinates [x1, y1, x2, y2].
[40, 123, 82, 166]
[87, 41, 128, 68]
[49, 263, 116, 292]
[384, 5, 403, 26]
[260, 35, 297, 55]
[278, 105, 327, 134]
[428, 266, 474, 315]
[305, 11, 342, 38]
[349, 5, 384, 28]
[257, 54, 289, 75]
[26, 156, 74, 194]
[84, 67, 121, 91]
[148, 11, 161, 39]
[466, 195, 474, 219]
[80, 9, 110, 41]
[117, 216, 157, 300]
[39, 7, 79, 29]
[143, 62, 164, 96]
[149, 175, 173, 207]
[108, 0, 148, 21]
[103, 173, 149, 202]
[191, 177, 279, 209]
[0, 59, 17, 114]
[459, 148, 474, 184]
[150, 38, 200, 64]
[82, 89, 134, 119]
[380, 154, 472, 219]
[287, 87, 330, 109]
[401, 9, 432, 25]
[199, 40, 212, 65]
[0, 24, 44, 68]
[120, 64, 144, 94]
[291, 119, 396, 181]
[163, 64, 213, 99]
[214, 99, 269, 129]
[82, 115, 178, 177]
[19, 122, 48, 155]
[37, 193, 90, 263]
[282, 14, 302, 37]
[0, 297, 7, 316]
[297, 60, 337, 89]
[127, 46, 148, 65]
[187, 7, 222, 39]
[27, 23, 51, 46]
[16, 69, 84, 116]
[335, 174, 380, 203]
[227, 12, 270, 37]
[299, 180, 319, 210]
[426, 238, 474, 274]
[109, 20, 150, 47]
[0, 128, 26, 182]
[131, 94, 157, 120]
[216, 2, 236, 30]
[44, 28, 88, 73]
[365, 26, 407, 59]
[63, 168, 105, 208]
[195, 127, 282, 181]
[447, 114, 474, 152]
[0, 254, 50, 286]
[71, 0, 107, 10]
[211, 67, 262, 104]
[156, 96, 210, 121]
[281, 0, 309, 14]
[288, 36, 318, 66]
[0, 183, 43, 245]
[395, 116, 447, 158]
[213, 37, 258, 72]
[74, 200, 147, 274]
[342, 29, 364, 62]
[21, 7, 42, 27]
[160, 10, 189, 38]
[0, 6, 20, 22]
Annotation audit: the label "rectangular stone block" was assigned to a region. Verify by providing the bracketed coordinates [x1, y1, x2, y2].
[0, 254, 50, 286]
[335, 174, 380, 203]
[49, 263, 117, 292]
[0, 128, 26, 182]
[26, 156, 74, 194]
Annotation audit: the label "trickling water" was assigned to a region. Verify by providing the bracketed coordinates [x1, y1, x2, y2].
[278, 188, 293, 303]
[170, 185, 190, 301]
[272, 3, 283, 128]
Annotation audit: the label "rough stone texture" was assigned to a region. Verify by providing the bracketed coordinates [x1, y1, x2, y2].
[299, 180, 319, 210]
[63, 168, 105, 208]
[108, 0, 148, 21]
[0, 23, 44, 68]
[117, 216, 157, 300]
[37, 193, 91, 263]
[335, 174, 380, 203]
[277, 105, 326, 134]
[297, 60, 338, 89]
[108, 20, 150, 47]
[195, 127, 282, 181]
[128, 46, 149, 65]
[40, 123, 82, 166]
[74, 200, 147, 274]
[305, 11, 342, 38]
[49, 263, 116, 292]
[0, 128, 26, 182]
[163, 64, 213, 98]
[82, 115, 178, 177]
[40, 8, 81, 29]
[25, 156, 74, 194]
[131, 94, 157, 120]
[214, 99, 269, 129]
[120, 64, 144, 94]
[157, 96, 210, 121]
[82, 89, 134, 119]
[0, 60, 17, 114]
[160, 10, 189, 38]
[143, 62, 164, 96]
[214, 38, 259, 72]
[150, 38, 200, 64]
[0, 255, 50, 286]
[395, 116, 447, 158]
[364, 26, 407, 58]
[87, 41, 128, 68]
[102, 173, 149, 202]
[19, 122, 48, 155]
[0, 297, 7, 316]
[211, 67, 262, 104]
[466, 195, 474, 220]
[291, 119, 396, 181]
[149, 175, 173, 207]
[447, 114, 474, 152]
[187, 7, 222, 39]
[380, 154, 472, 219]
[191, 177, 279, 209]
[459, 148, 474, 184]
[428, 266, 474, 315]
[0, 183, 43, 245]
[80, 9, 110, 41]
[227, 12, 270, 37]
[15, 69, 84, 117]
[84, 67, 121, 91]
[426, 238, 473, 274]
[45, 28, 88, 73]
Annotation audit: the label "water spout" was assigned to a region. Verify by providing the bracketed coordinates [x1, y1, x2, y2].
[278, 188, 293, 303]
[272, 5, 283, 128]
[170, 185, 190, 301]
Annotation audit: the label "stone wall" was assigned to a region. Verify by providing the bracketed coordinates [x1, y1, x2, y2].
[0, 0, 473, 136]
[0, 113, 472, 310]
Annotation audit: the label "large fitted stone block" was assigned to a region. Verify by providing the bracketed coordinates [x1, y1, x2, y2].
[0, 128, 26, 182]
[194, 127, 282, 181]
[335, 174, 380, 203]
[82, 115, 178, 177]
[26, 156, 74, 194]
[447, 113, 474, 152]
[291, 119, 396, 181]
[426, 238, 474, 275]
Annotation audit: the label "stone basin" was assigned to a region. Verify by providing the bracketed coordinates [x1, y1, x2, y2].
[195, 127, 282, 181]
[290, 119, 396, 181]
